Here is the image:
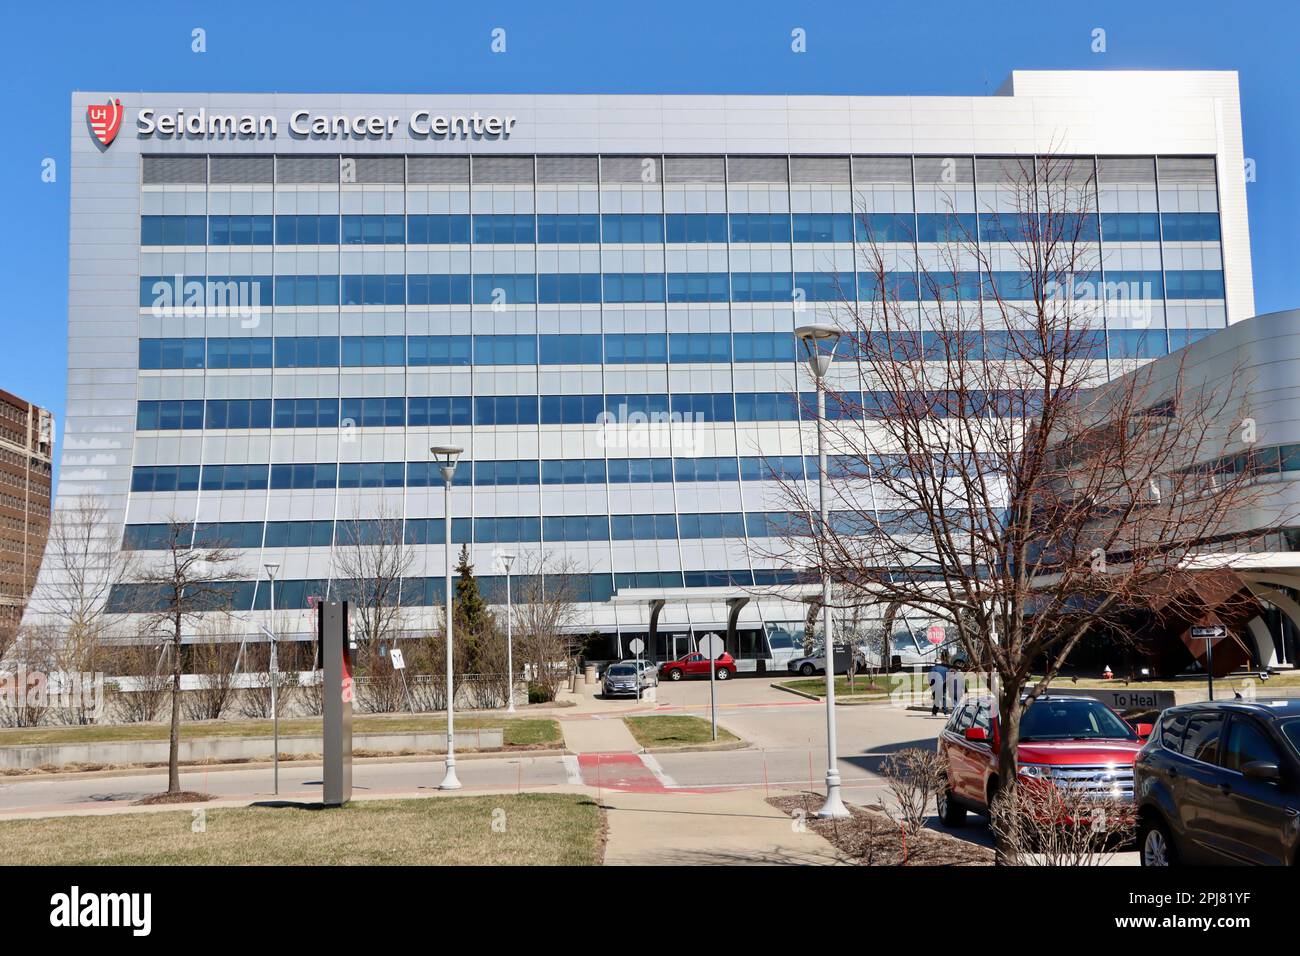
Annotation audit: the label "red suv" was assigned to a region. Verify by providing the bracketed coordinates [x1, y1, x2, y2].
[659, 652, 736, 682]
[935, 694, 1151, 827]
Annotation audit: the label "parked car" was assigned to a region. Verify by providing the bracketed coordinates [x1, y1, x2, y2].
[629, 659, 658, 688]
[935, 693, 1150, 827]
[1134, 700, 1300, 866]
[601, 663, 642, 698]
[786, 644, 870, 676]
[659, 652, 736, 682]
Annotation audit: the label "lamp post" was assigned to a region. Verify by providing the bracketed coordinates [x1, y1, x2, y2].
[500, 552, 517, 713]
[263, 561, 281, 795]
[795, 323, 850, 819]
[432, 445, 464, 790]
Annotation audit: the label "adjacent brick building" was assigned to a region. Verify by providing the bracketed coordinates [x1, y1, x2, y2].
[0, 390, 53, 637]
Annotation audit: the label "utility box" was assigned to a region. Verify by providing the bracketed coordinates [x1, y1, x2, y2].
[320, 599, 353, 807]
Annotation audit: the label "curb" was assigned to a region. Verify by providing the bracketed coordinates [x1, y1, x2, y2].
[770, 683, 890, 705]
[770, 683, 821, 701]
[0, 747, 571, 782]
[641, 740, 748, 755]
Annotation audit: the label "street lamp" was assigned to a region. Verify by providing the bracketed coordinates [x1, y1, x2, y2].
[499, 552, 517, 713]
[431, 445, 464, 790]
[263, 561, 281, 796]
[795, 323, 850, 819]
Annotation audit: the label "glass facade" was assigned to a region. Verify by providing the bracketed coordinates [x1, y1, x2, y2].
[117, 151, 1228, 615]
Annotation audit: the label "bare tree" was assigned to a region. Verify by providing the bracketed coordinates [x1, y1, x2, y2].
[332, 499, 413, 652]
[881, 749, 949, 838]
[26, 495, 134, 721]
[183, 618, 241, 722]
[767, 152, 1275, 861]
[131, 517, 241, 794]
[510, 554, 583, 703]
[106, 633, 172, 724]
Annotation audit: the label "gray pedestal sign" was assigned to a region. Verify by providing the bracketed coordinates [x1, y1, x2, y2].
[320, 599, 353, 806]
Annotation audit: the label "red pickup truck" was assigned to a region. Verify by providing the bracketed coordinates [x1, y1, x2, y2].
[659, 652, 736, 682]
[935, 694, 1152, 827]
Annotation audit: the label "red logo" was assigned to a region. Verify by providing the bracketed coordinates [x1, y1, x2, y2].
[87, 99, 123, 146]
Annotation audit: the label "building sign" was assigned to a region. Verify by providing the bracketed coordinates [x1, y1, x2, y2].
[133, 106, 516, 140]
[87, 99, 123, 146]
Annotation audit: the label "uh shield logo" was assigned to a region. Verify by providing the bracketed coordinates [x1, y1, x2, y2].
[87, 98, 123, 147]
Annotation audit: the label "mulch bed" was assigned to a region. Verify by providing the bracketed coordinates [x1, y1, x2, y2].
[132, 791, 214, 806]
[768, 793, 993, 866]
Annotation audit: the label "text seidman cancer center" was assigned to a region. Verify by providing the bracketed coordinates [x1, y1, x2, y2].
[34, 73, 1263, 671]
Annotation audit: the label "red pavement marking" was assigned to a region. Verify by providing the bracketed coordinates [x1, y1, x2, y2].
[577, 753, 664, 792]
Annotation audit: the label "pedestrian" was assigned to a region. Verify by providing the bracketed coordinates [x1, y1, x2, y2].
[929, 650, 952, 716]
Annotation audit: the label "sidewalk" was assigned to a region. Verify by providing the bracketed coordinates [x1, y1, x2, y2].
[601, 787, 848, 865]
[559, 714, 641, 754]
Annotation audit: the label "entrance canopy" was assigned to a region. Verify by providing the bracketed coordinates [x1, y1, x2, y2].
[608, 584, 821, 658]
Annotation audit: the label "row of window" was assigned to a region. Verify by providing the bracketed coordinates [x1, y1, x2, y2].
[139, 268, 1227, 308]
[128, 452, 908, 492]
[123, 509, 854, 550]
[105, 567, 806, 613]
[141, 332, 802, 369]
[140, 325, 1218, 373]
[141, 212, 1224, 247]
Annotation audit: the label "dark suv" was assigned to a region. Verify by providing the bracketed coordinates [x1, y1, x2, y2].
[1134, 700, 1300, 866]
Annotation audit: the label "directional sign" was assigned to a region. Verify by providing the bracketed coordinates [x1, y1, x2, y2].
[926, 625, 946, 646]
[1191, 625, 1227, 640]
[628, 638, 645, 654]
[698, 633, 724, 660]
[389, 648, 406, 670]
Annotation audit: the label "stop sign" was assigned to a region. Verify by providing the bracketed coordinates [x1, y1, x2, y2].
[926, 625, 946, 646]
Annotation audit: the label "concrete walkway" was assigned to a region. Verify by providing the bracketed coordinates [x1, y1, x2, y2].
[601, 787, 847, 865]
[559, 715, 642, 754]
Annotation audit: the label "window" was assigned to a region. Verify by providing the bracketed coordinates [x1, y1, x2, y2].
[140, 215, 206, 246]
[668, 332, 731, 363]
[792, 213, 852, 243]
[341, 274, 405, 305]
[537, 214, 599, 244]
[537, 273, 601, 303]
[472, 214, 535, 244]
[1222, 717, 1281, 773]
[341, 214, 405, 244]
[1180, 711, 1225, 764]
[602, 273, 665, 303]
[665, 213, 727, 243]
[729, 213, 791, 243]
[1159, 710, 1190, 754]
[275, 215, 340, 245]
[408, 335, 472, 366]
[407, 214, 470, 244]
[601, 214, 664, 243]
[539, 334, 601, 365]
[209, 215, 273, 246]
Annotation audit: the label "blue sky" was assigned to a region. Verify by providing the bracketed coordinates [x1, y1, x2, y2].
[2, 0, 1296, 483]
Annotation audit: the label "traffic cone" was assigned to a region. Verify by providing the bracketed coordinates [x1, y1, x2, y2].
[1102, 665, 1113, 681]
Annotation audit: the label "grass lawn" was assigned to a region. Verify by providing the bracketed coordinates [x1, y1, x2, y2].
[780, 676, 893, 698]
[1039, 671, 1300, 694]
[0, 794, 603, 866]
[623, 715, 738, 748]
[0, 714, 562, 750]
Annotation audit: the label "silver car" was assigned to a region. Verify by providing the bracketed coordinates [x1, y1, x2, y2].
[601, 663, 641, 698]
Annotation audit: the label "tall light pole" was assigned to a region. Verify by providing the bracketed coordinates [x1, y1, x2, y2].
[263, 561, 281, 795]
[432, 445, 463, 790]
[500, 552, 517, 713]
[796, 324, 850, 819]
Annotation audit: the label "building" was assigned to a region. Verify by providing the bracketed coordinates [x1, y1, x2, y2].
[0, 390, 53, 636]
[30, 72, 1254, 668]
[1066, 307, 1300, 676]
